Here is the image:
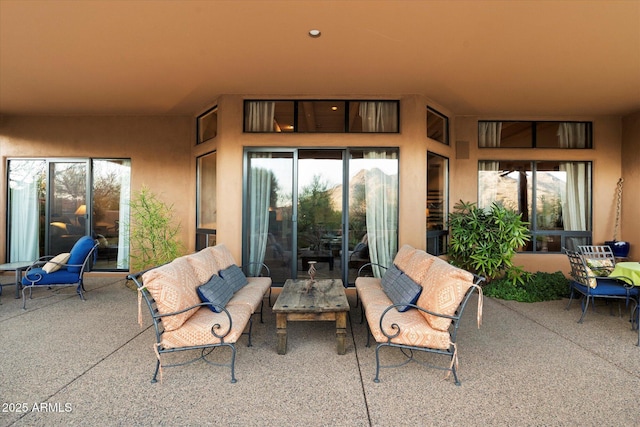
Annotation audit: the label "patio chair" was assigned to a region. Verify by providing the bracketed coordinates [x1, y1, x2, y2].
[21, 235, 98, 309]
[564, 249, 638, 323]
[578, 245, 617, 276]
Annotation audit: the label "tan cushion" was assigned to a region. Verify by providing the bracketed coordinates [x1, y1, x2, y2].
[211, 244, 237, 270]
[142, 256, 201, 331]
[416, 258, 474, 331]
[393, 245, 417, 271]
[355, 276, 383, 292]
[161, 304, 252, 348]
[365, 303, 451, 349]
[401, 250, 436, 286]
[185, 247, 219, 284]
[358, 287, 392, 308]
[227, 283, 269, 313]
[43, 252, 71, 273]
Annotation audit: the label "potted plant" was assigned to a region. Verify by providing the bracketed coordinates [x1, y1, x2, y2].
[448, 200, 530, 282]
[127, 185, 184, 270]
[605, 178, 630, 258]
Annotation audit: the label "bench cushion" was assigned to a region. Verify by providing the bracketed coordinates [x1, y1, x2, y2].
[185, 247, 219, 284]
[227, 278, 271, 313]
[402, 250, 436, 286]
[142, 256, 201, 331]
[365, 302, 451, 350]
[211, 244, 237, 270]
[416, 258, 474, 331]
[161, 305, 252, 348]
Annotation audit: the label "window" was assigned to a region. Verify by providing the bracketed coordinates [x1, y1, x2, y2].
[244, 100, 399, 133]
[426, 107, 449, 145]
[196, 152, 217, 250]
[197, 106, 218, 143]
[478, 121, 592, 148]
[427, 153, 448, 255]
[478, 160, 592, 252]
[7, 158, 131, 270]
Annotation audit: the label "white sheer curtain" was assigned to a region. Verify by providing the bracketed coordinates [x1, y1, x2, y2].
[558, 123, 588, 231]
[117, 160, 131, 269]
[557, 123, 587, 149]
[248, 155, 272, 276]
[359, 102, 398, 132]
[9, 161, 41, 262]
[364, 150, 398, 278]
[246, 101, 276, 132]
[478, 122, 502, 147]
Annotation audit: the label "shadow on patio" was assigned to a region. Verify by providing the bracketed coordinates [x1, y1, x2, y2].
[1, 276, 639, 426]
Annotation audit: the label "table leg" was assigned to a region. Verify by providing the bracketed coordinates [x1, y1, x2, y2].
[336, 311, 347, 355]
[276, 313, 287, 355]
[15, 268, 24, 299]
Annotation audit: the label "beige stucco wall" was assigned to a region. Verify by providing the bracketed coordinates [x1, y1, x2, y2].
[0, 100, 636, 276]
[0, 115, 194, 264]
[621, 111, 640, 261]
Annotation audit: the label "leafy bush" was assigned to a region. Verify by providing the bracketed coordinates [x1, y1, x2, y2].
[448, 200, 530, 281]
[484, 271, 570, 302]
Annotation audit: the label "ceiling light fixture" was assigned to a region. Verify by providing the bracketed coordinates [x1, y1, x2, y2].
[308, 29, 321, 38]
[331, 106, 338, 111]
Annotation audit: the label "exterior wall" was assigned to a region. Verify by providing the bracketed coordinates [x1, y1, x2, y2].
[196, 94, 455, 262]
[0, 115, 194, 264]
[621, 111, 640, 260]
[0, 102, 635, 276]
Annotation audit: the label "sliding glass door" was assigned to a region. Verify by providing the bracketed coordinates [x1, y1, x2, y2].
[7, 158, 131, 270]
[244, 148, 398, 285]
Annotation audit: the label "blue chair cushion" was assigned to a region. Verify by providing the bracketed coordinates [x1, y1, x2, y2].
[381, 264, 423, 312]
[219, 264, 248, 293]
[67, 236, 96, 273]
[196, 274, 233, 313]
[572, 279, 639, 297]
[22, 268, 81, 286]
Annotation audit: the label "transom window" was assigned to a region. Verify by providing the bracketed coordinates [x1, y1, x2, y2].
[478, 121, 592, 148]
[244, 100, 399, 133]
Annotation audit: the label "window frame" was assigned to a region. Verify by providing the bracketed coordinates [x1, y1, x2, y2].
[477, 159, 593, 253]
[477, 121, 593, 149]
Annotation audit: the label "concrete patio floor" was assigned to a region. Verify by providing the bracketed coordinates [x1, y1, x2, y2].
[1, 275, 640, 426]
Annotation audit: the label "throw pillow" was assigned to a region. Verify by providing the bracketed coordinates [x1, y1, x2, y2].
[585, 258, 613, 277]
[381, 264, 423, 312]
[43, 252, 71, 273]
[197, 274, 233, 312]
[219, 264, 248, 293]
[583, 265, 598, 289]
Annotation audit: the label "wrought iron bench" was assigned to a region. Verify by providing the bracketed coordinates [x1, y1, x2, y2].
[356, 245, 484, 385]
[127, 244, 271, 383]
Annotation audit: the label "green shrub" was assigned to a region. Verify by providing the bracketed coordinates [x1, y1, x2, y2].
[484, 271, 570, 302]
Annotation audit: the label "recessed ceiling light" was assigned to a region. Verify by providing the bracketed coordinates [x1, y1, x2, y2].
[308, 29, 321, 38]
[331, 106, 338, 111]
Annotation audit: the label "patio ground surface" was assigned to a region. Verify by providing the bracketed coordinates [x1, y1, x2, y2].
[1, 275, 640, 426]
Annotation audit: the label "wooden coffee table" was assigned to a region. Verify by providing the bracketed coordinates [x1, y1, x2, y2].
[273, 278, 350, 355]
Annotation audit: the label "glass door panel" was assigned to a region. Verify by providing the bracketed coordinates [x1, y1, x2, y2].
[92, 159, 131, 270]
[297, 150, 344, 281]
[245, 152, 294, 283]
[48, 161, 88, 255]
[348, 149, 398, 281]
